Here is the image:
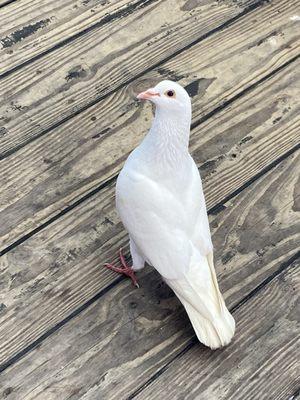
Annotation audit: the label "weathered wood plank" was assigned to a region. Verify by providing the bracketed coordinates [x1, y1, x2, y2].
[0, 0, 299, 250]
[0, 151, 298, 399]
[0, 0, 151, 74]
[0, 0, 273, 158]
[135, 262, 300, 400]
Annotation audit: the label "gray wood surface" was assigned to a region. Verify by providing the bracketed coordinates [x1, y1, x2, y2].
[0, 0, 141, 73]
[0, 0, 284, 159]
[0, 0, 299, 250]
[0, 59, 298, 368]
[0, 0, 299, 398]
[0, 150, 298, 399]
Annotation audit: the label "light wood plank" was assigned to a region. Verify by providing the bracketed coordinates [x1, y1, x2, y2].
[135, 262, 300, 400]
[0, 150, 298, 399]
[0, 0, 299, 250]
[0, 0, 150, 73]
[0, 0, 270, 158]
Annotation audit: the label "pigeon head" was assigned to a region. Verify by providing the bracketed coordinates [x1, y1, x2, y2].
[137, 80, 191, 116]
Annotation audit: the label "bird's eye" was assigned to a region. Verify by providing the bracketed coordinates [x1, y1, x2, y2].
[165, 89, 176, 98]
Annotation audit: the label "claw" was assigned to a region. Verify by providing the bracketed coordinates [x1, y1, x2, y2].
[103, 249, 140, 288]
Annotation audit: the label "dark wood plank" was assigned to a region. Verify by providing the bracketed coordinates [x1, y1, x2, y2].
[0, 150, 298, 399]
[0, 0, 143, 74]
[0, 58, 298, 367]
[0, 0, 273, 158]
[135, 261, 300, 400]
[0, 0, 17, 7]
[0, 0, 299, 250]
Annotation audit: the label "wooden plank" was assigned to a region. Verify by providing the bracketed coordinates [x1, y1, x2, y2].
[0, 0, 299, 250]
[0, 0, 16, 7]
[0, 66, 298, 367]
[0, 0, 150, 74]
[135, 262, 300, 400]
[0, 151, 298, 399]
[0, 0, 272, 158]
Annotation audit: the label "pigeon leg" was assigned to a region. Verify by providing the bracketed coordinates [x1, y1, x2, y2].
[104, 248, 139, 288]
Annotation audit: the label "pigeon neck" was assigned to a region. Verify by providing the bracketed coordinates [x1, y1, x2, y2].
[142, 107, 191, 165]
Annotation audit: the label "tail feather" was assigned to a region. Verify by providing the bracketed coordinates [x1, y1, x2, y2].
[165, 251, 235, 349]
[182, 298, 235, 349]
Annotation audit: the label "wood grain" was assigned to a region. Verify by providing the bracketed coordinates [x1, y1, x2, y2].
[0, 151, 298, 399]
[0, 0, 273, 158]
[0, 0, 299, 250]
[135, 261, 300, 400]
[0, 0, 298, 398]
[0, 0, 143, 74]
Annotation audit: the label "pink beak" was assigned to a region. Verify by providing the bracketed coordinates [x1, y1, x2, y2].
[137, 89, 160, 100]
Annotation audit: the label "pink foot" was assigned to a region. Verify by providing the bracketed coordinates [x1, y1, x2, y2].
[104, 248, 139, 288]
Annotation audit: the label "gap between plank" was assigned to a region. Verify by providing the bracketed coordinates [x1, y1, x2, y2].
[0, 174, 117, 257]
[209, 143, 300, 215]
[0, 0, 271, 162]
[0, 0, 18, 9]
[0, 0, 159, 80]
[1, 144, 298, 258]
[0, 276, 124, 374]
[0, 54, 299, 257]
[190, 53, 300, 131]
[0, 147, 299, 374]
[290, 387, 300, 400]
[127, 251, 300, 400]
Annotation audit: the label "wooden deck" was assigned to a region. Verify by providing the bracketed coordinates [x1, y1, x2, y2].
[0, 0, 299, 398]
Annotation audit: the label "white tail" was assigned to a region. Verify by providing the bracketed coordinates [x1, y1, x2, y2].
[181, 297, 235, 349]
[165, 252, 235, 349]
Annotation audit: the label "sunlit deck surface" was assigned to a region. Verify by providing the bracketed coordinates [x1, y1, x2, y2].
[0, 0, 299, 398]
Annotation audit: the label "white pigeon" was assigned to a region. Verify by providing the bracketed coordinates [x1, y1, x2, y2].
[105, 80, 235, 349]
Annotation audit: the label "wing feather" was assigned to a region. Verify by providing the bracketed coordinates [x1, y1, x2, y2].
[116, 157, 212, 279]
